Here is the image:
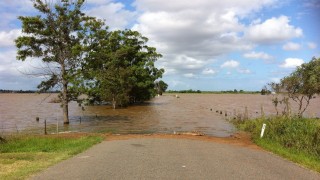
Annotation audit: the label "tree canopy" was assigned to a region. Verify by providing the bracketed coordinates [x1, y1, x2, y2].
[15, 0, 103, 124]
[155, 80, 168, 95]
[83, 29, 164, 108]
[16, 0, 166, 123]
[269, 57, 320, 117]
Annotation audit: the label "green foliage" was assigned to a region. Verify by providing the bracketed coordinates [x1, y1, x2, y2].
[260, 85, 270, 95]
[155, 80, 168, 95]
[15, 0, 166, 111]
[15, 0, 103, 123]
[0, 135, 102, 179]
[234, 117, 320, 157]
[84, 29, 165, 108]
[0, 135, 102, 154]
[15, 0, 91, 89]
[268, 57, 320, 117]
[234, 116, 320, 172]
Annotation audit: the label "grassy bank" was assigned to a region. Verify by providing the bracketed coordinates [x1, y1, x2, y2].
[233, 116, 320, 172]
[0, 134, 103, 180]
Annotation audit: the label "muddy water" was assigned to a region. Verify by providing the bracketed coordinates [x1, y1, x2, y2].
[0, 93, 319, 137]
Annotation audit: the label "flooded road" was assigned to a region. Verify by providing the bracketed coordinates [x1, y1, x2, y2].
[0, 93, 319, 137]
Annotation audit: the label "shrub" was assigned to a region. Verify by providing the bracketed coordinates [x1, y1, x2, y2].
[234, 116, 320, 157]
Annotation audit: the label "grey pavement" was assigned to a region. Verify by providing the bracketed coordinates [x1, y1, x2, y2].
[30, 138, 320, 180]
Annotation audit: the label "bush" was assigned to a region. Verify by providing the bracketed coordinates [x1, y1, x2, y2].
[234, 116, 320, 157]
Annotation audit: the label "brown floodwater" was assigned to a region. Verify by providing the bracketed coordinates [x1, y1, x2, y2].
[0, 93, 319, 137]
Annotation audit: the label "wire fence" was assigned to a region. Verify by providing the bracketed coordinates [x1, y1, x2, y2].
[0, 116, 160, 137]
[1, 105, 319, 137]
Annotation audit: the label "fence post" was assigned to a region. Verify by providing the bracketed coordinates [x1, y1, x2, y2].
[260, 124, 266, 138]
[56, 118, 59, 134]
[44, 119, 47, 135]
[15, 124, 19, 133]
[1, 122, 3, 137]
[244, 106, 249, 120]
[261, 105, 265, 118]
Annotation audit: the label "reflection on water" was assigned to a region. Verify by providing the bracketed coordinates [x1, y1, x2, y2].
[0, 93, 319, 137]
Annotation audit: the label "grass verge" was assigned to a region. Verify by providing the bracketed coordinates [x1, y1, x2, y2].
[233, 116, 320, 173]
[0, 134, 103, 180]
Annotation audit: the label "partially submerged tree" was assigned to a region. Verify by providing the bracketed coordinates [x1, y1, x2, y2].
[84, 29, 164, 108]
[280, 57, 320, 117]
[155, 80, 168, 95]
[15, 0, 100, 124]
[260, 85, 269, 95]
[268, 57, 320, 117]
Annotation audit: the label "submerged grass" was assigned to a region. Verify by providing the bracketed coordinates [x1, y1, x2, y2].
[233, 116, 320, 172]
[0, 134, 103, 180]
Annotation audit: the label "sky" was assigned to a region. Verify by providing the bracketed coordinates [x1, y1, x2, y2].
[0, 0, 319, 91]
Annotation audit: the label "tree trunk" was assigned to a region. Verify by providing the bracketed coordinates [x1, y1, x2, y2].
[62, 82, 69, 124]
[61, 65, 69, 124]
[112, 97, 116, 109]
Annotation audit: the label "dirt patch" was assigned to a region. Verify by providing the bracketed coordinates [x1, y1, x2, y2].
[104, 132, 262, 151]
[38, 132, 102, 139]
[37, 131, 260, 150]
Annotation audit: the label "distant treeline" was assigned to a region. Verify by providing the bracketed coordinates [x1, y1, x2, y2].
[166, 89, 260, 94]
[0, 89, 59, 93]
[167, 89, 202, 93]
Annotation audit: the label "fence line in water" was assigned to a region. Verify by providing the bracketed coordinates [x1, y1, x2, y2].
[1, 105, 319, 136]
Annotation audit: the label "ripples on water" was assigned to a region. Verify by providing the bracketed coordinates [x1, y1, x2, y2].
[0, 93, 319, 137]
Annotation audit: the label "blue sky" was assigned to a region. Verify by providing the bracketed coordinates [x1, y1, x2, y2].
[0, 0, 319, 91]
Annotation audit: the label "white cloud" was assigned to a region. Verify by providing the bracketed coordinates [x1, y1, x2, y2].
[3, 0, 315, 91]
[85, 2, 136, 30]
[170, 55, 207, 71]
[166, 80, 190, 90]
[243, 51, 273, 60]
[202, 68, 217, 75]
[221, 60, 240, 68]
[162, 68, 177, 75]
[0, 0, 34, 30]
[183, 73, 196, 78]
[0, 29, 21, 47]
[307, 42, 317, 49]
[280, 58, 304, 68]
[246, 16, 303, 44]
[132, 0, 278, 78]
[282, 42, 301, 51]
[270, 77, 281, 83]
[133, 0, 276, 15]
[238, 68, 251, 74]
[86, 0, 113, 5]
[0, 50, 16, 63]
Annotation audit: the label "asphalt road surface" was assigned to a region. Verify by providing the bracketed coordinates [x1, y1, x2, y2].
[30, 137, 320, 180]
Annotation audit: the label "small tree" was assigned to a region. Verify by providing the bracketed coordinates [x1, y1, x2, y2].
[15, 0, 100, 124]
[261, 85, 268, 95]
[268, 82, 282, 115]
[155, 80, 168, 95]
[268, 57, 320, 117]
[280, 57, 320, 117]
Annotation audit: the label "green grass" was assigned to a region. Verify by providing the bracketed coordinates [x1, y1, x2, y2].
[0, 135, 103, 180]
[233, 116, 320, 172]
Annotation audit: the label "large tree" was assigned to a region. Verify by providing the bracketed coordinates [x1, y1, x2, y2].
[84, 29, 164, 108]
[15, 0, 101, 124]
